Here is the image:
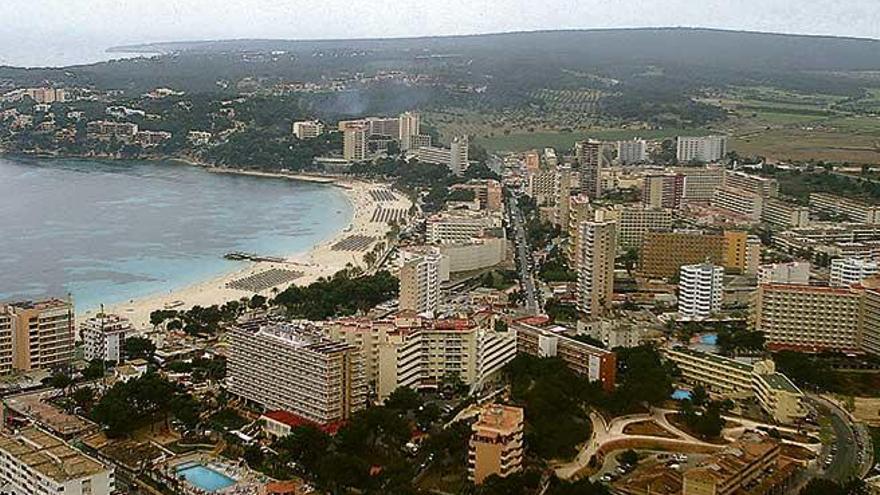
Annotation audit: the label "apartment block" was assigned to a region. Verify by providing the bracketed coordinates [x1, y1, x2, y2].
[830, 257, 879, 287]
[468, 404, 524, 484]
[0, 312, 10, 375]
[566, 194, 593, 265]
[575, 139, 610, 198]
[752, 284, 864, 353]
[577, 221, 617, 318]
[3, 299, 75, 373]
[678, 263, 724, 320]
[427, 210, 503, 244]
[757, 261, 811, 285]
[527, 169, 559, 206]
[662, 348, 806, 424]
[723, 170, 779, 198]
[398, 111, 421, 151]
[0, 427, 114, 495]
[449, 179, 503, 212]
[292, 120, 324, 139]
[418, 136, 469, 175]
[86, 120, 138, 140]
[595, 205, 673, 249]
[712, 186, 764, 221]
[674, 166, 725, 204]
[399, 250, 443, 314]
[228, 320, 366, 425]
[676, 135, 728, 163]
[81, 313, 134, 363]
[810, 193, 880, 223]
[642, 173, 685, 209]
[342, 122, 369, 161]
[514, 322, 617, 391]
[762, 198, 811, 229]
[617, 138, 648, 165]
[639, 230, 749, 278]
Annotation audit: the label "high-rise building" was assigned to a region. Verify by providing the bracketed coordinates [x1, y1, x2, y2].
[676, 135, 728, 163]
[426, 210, 503, 244]
[810, 193, 880, 223]
[674, 166, 725, 204]
[527, 169, 559, 206]
[566, 194, 593, 266]
[762, 198, 811, 229]
[81, 313, 135, 363]
[830, 257, 879, 287]
[594, 205, 673, 249]
[555, 165, 575, 227]
[342, 122, 369, 161]
[228, 320, 366, 425]
[678, 263, 724, 320]
[577, 221, 617, 318]
[712, 186, 764, 221]
[3, 299, 75, 373]
[398, 111, 421, 151]
[417, 136, 470, 175]
[617, 138, 648, 165]
[292, 120, 324, 139]
[723, 170, 779, 198]
[0, 427, 114, 495]
[639, 231, 749, 278]
[642, 173, 685, 209]
[0, 311, 10, 376]
[523, 150, 541, 173]
[575, 139, 607, 198]
[399, 251, 443, 314]
[468, 404, 524, 485]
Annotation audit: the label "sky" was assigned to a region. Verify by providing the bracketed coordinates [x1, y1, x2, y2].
[1, 0, 879, 67]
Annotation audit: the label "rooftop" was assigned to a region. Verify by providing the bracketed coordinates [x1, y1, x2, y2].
[0, 428, 109, 482]
[760, 373, 802, 394]
[664, 347, 754, 373]
[262, 410, 344, 434]
[473, 404, 523, 437]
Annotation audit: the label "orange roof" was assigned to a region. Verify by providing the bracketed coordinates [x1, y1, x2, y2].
[262, 410, 344, 435]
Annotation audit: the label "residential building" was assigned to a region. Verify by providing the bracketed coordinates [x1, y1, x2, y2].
[762, 198, 811, 229]
[292, 120, 324, 139]
[3, 299, 75, 373]
[676, 135, 728, 163]
[674, 166, 725, 204]
[810, 193, 880, 223]
[228, 320, 366, 425]
[595, 205, 673, 249]
[86, 120, 138, 140]
[342, 122, 369, 161]
[134, 130, 172, 147]
[566, 194, 593, 265]
[662, 348, 806, 424]
[438, 237, 507, 274]
[187, 130, 212, 146]
[723, 170, 779, 198]
[81, 313, 134, 363]
[678, 263, 724, 320]
[449, 180, 503, 212]
[617, 138, 647, 165]
[577, 221, 617, 318]
[514, 322, 617, 391]
[527, 169, 559, 206]
[0, 312, 8, 375]
[830, 257, 879, 287]
[468, 404, 524, 485]
[418, 136, 469, 175]
[0, 427, 114, 495]
[712, 186, 764, 221]
[427, 210, 503, 244]
[398, 111, 420, 151]
[757, 261, 811, 285]
[642, 173, 684, 209]
[639, 230, 749, 278]
[399, 250, 443, 314]
[752, 284, 864, 353]
[682, 436, 797, 495]
[523, 150, 541, 173]
[575, 139, 607, 198]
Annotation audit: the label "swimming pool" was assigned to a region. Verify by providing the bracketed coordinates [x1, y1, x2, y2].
[671, 389, 692, 401]
[177, 463, 236, 492]
[699, 333, 718, 345]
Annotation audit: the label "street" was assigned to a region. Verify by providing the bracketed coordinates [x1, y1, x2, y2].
[507, 194, 540, 313]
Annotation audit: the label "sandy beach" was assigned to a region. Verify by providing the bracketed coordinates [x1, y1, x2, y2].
[94, 176, 411, 330]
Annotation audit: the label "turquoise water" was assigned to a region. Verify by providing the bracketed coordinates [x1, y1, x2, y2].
[699, 333, 718, 345]
[177, 463, 236, 492]
[0, 157, 353, 312]
[671, 389, 692, 401]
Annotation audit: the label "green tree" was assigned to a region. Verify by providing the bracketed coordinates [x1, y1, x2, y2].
[123, 336, 156, 361]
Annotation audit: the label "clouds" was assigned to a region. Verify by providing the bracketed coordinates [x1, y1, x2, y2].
[1, 0, 878, 66]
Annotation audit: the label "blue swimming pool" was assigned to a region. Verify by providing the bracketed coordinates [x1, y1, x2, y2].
[177, 463, 236, 492]
[699, 333, 718, 345]
[671, 389, 692, 401]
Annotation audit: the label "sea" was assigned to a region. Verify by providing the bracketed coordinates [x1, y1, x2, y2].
[0, 157, 354, 312]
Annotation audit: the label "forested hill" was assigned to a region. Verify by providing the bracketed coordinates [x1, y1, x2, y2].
[113, 28, 880, 73]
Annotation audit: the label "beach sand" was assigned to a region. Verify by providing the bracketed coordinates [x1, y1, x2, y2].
[94, 177, 411, 330]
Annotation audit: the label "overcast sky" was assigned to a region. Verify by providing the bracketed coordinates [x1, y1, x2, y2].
[2, 0, 879, 67]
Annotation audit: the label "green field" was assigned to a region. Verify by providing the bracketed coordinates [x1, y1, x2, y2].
[474, 128, 712, 153]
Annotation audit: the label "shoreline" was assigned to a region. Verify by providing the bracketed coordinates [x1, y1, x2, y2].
[95, 175, 410, 331]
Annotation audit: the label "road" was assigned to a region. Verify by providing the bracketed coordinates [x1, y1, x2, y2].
[507, 194, 540, 313]
[807, 395, 873, 482]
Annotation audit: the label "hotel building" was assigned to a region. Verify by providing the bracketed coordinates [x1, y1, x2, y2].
[342, 122, 369, 161]
[418, 136, 469, 175]
[674, 166, 725, 204]
[0, 427, 114, 495]
[711, 186, 764, 221]
[398, 250, 443, 314]
[762, 198, 811, 229]
[398, 111, 421, 151]
[427, 210, 503, 244]
[682, 436, 796, 495]
[723, 170, 779, 198]
[810, 193, 880, 223]
[676, 135, 728, 163]
[468, 404, 524, 485]
[757, 261, 811, 285]
[292, 120, 324, 139]
[513, 322, 617, 391]
[642, 173, 685, 209]
[228, 320, 366, 425]
[80, 313, 134, 363]
[617, 138, 648, 165]
[639, 230, 750, 278]
[594, 205, 673, 249]
[2, 299, 75, 374]
[577, 221, 617, 318]
[830, 257, 879, 287]
[678, 263, 724, 320]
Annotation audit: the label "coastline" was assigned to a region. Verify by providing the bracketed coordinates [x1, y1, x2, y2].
[90, 174, 409, 331]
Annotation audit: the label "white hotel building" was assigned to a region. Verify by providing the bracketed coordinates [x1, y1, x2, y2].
[830, 257, 879, 287]
[678, 263, 724, 320]
[0, 427, 114, 495]
[80, 313, 134, 363]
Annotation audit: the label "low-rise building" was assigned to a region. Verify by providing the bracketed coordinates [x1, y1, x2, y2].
[513, 322, 616, 391]
[682, 435, 797, 495]
[468, 404, 524, 485]
[757, 261, 811, 285]
[292, 120, 324, 139]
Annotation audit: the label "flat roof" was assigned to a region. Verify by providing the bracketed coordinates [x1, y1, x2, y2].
[474, 404, 523, 436]
[664, 347, 753, 373]
[0, 428, 108, 482]
[760, 373, 802, 394]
